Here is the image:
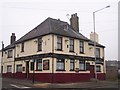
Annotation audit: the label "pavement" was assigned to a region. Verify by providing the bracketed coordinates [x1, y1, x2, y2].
[2, 78, 120, 90]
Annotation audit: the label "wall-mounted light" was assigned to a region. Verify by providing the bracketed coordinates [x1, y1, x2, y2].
[66, 59, 69, 63]
[75, 60, 77, 63]
[16, 44, 20, 47]
[34, 40, 38, 43]
[65, 39, 69, 42]
[89, 47, 93, 49]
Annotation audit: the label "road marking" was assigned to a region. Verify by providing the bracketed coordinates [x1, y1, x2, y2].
[10, 84, 31, 89]
[10, 84, 21, 88]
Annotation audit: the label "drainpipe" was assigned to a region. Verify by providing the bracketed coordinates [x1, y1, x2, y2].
[52, 34, 54, 83]
[13, 45, 16, 78]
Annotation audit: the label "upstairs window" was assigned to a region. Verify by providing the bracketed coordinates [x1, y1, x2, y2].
[36, 59, 42, 71]
[38, 37, 42, 51]
[21, 42, 24, 52]
[7, 65, 12, 73]
[57, 36, 62, 50]
[96, 48, 100, 58]
[16, 64, 22, 72]
[80, 41, 84, 53]
[79, 60, 85, 71]
[70, 59, 75, 71]
[69, 38, 74, 52]
[56, 59, 65, 71]
[8, 50, 13, 58]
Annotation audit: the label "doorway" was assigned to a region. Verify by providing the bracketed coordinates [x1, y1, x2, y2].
[90, 65, 95, 78]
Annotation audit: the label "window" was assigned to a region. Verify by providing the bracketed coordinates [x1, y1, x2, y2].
[16, 64, 22, 72]
[43, 60, 49, 70]
[7, 65, 12, 72]
[56, 59, 65, 71]
[36, 59, 42, 71]
[38, 37, 42, 51]
[30, 62, 34, 71]
[96, 65, 101, 72]
[69, 38, 74, 52]
[8, 50, 13, 58]
[57, 36, 62, 50]
[79, 60, 85, 71]
[86, 62, 90, 70]
[70, 59, 75, 71]
[80, 41, 84, 53]
[96, 48, 100, 58]
[21, 42, 24, 52]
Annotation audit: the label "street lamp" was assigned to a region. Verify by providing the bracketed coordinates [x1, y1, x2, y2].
[1, 41, 4, 76]
[93, 5, 110, 80]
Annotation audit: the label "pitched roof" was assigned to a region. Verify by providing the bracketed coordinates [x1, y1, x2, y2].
[88, 40, 105, 48]
[15, 17, 90, 44]
[4, 17, 105, 50]
[4, 42, 15, 50]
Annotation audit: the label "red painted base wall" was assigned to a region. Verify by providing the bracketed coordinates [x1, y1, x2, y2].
[3, 73, 105, 83]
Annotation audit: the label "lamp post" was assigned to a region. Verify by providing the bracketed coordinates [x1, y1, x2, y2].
[32, 59, 35, 84]
[1, 41, 4, 76]
[93, 5, 110, 80]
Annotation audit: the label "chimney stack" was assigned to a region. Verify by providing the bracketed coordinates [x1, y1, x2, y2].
[90, 32, 99, 42]
[70, 13, 79, 32]
[10, 33, 16, 44]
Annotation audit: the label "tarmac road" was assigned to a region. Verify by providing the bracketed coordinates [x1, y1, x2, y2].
[1, 78, 119, 90]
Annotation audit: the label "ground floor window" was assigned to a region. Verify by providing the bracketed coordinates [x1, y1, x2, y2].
[7, 65, 12, 72]
[56, 59, 65, 71]
[70, 59, 75, 71]
[30, 62, 34, 71]
[86, 62, 90, 70]
[16, 64, 22, 72]
[96, 65, 101, 72]
[43, 60, 49, 70]
[36, 59, 42, 71]
[79, 60, 85, 71]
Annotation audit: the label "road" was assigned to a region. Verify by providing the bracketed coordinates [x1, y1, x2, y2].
[2, 78, 32, 89]
[1, 78, 120, 90]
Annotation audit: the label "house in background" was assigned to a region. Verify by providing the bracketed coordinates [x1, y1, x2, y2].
[1, 13, 105, 83]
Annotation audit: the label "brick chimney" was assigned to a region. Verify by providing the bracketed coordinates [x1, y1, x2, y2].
[70, 13, 79, 32]
[10, 33, 16, 44]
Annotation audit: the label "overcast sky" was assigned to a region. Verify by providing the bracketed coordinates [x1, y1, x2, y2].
[0, 0, 118, 60]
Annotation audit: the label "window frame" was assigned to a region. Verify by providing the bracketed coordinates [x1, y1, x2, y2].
[79, 60, 85, 71]
[43, 60, 49, 70]
[36, 59, 42, 71]
[70, 59, 75, 71]
[7, 50, 13, 58]
[30, 62, 34, 71]
[16, 64, 22, 72]
[69, 38, 74, 52]
[86, 62, 90, 71]
[96, 65, 101, 72]
[56, 59, 65, 71]
[80, 40, 84, 54]
[7, 65, 12, 73]
[21, 42, 24, 52]
[96, 48, 100, 58]
[57, 36, 62, 51]
[38, 37, 42, 51]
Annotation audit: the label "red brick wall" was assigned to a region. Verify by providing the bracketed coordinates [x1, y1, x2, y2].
[3, 73, 105, 83]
